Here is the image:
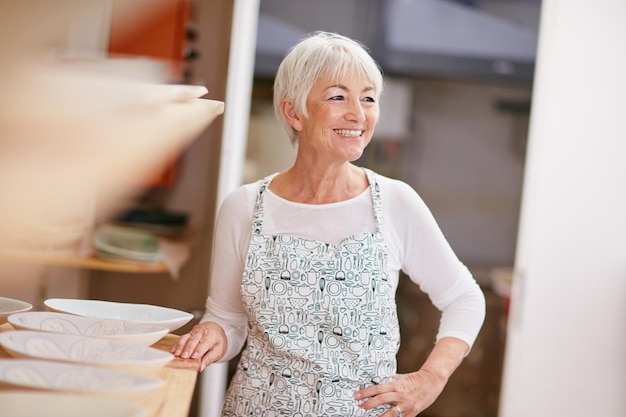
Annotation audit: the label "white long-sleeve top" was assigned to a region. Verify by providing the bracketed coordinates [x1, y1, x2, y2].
[201, 172, 486, 362]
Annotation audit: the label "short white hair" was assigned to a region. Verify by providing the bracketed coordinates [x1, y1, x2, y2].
[273, 31, 383, 145]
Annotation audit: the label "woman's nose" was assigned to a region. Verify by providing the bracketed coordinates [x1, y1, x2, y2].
[346, 101, 366, 122]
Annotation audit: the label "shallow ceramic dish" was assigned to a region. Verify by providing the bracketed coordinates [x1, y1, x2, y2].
[0, 358, 164, 399]
[44, 298, 193, 332]
[0, 296, 32, 325]
[96, 249, 160, 264]
[8, 311, 168, 346]
[94, 225, 160, 262]
[0, 330, 173, 374]
[0, 391, 147, 417]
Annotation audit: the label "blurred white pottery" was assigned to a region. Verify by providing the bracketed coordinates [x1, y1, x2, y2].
[8, 311, 168, 346]
[0, 296, 32, 324]
[0, 391, 147, 417]
[44, 298, 193, 332]
[0, 358, 164, 400]
[94, 225, 161, 263]
[0, 330, 173, 374]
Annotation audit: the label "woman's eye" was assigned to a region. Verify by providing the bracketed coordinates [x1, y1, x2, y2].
[329, 95, 344, 101]
[362, 96, 376, 103]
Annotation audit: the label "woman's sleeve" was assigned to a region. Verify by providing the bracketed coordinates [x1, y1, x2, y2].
[199, 185, 254, 362]
[390, 180, 486, 350]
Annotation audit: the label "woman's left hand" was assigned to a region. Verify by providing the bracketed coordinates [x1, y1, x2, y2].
[353, 370, 448, 417]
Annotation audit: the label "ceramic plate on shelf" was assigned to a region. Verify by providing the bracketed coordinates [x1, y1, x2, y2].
[0, 296, 32, 325]
[0, 391, 147, 417]
[8, 311, 168, 346]
[44, 298, 193, 332]
[94, 225, 161, 262]
[0, 359, 164, 399]
[95, 249, 161, 264]
[0, 330, 173, 373]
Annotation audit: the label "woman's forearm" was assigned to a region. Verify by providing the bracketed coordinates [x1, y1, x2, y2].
[418, 336, 470, 384]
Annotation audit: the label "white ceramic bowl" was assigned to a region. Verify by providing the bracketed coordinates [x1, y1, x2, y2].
[44, 298, 193, 332]
[0, 391, 147, 417]
[9, 311, 169, 346]
[0, 296, 32, 325]
[0, 358, 164, 400]
[94, 225, 161, 262]
[0, 330, 173, 374]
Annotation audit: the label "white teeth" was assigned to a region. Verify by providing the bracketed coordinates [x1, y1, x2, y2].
[334, 129, 362, 137]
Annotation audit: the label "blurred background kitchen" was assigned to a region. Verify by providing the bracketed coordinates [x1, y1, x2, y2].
[0, 1, 624, 417]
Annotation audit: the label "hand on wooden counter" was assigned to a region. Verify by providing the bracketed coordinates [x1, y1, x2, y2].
[172, 322, 228, 372]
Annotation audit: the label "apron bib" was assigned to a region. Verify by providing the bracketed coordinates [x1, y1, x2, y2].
[221, 170, 400, 417]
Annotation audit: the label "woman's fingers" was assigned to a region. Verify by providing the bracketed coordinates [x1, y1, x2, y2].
[172, 330, 204, 358]
[171, 322, 228, 370]
[184, 331, 212, 359]
[198, 345, 225, 371]
[355, 384, 398, 411]
[171, 333, 191, 356]
[353, 372, 444, 417]
[354, 381, 387, 401]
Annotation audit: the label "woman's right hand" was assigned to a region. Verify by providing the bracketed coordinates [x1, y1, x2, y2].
[172, 321, 228, 372]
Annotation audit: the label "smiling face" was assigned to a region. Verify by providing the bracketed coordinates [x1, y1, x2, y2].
[285, 70, 379, 163]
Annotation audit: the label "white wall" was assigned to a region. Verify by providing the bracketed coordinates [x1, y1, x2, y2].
[200, 2, 260, 417]
[499, 1, 626, 416]
[402, 78, 531, 269]
[244, 103, 296, 182]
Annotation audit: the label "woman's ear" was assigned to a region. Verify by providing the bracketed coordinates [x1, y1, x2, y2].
[281, 99, 302, 131]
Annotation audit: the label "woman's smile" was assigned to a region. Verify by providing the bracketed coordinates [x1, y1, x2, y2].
[334, 129, 364, 137]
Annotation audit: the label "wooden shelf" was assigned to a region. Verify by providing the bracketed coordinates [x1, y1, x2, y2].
[0, 239, 191, 275]
[0, 252, 167, 273]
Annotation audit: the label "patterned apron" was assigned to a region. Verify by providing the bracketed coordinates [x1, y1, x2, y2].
[221, 169, 400, 417]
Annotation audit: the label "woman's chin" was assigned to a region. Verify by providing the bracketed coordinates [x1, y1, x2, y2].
[346, 150, 365, 162]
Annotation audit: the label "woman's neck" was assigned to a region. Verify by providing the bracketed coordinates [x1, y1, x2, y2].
[269, 162, 368, 204]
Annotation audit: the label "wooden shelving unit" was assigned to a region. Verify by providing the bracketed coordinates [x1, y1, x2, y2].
[0, 239, 191, 276]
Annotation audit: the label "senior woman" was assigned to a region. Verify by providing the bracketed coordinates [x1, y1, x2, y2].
[173, 31, 485, 417]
